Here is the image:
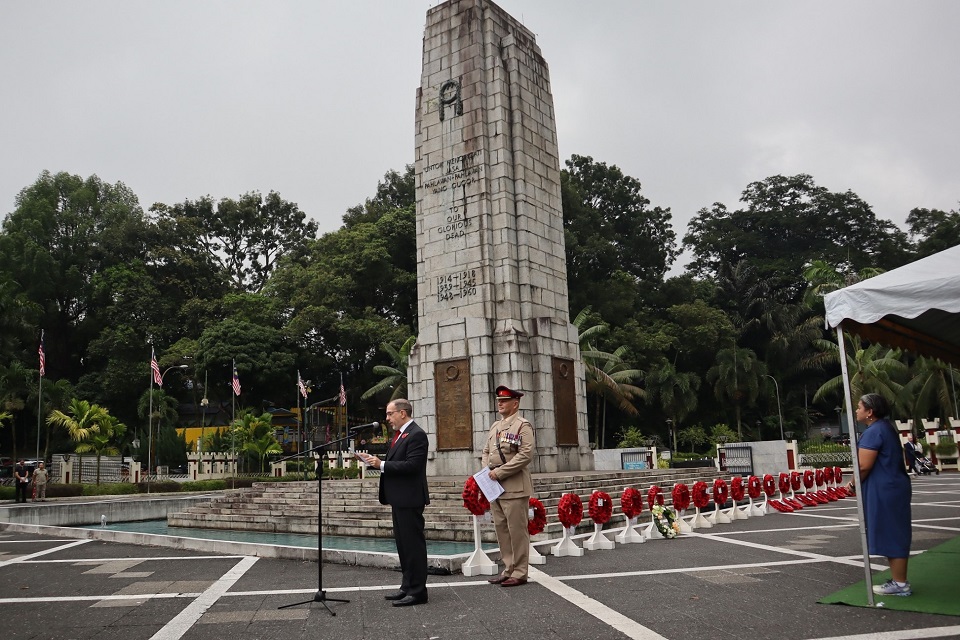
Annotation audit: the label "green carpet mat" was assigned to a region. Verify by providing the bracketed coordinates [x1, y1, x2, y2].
[819, 535, 960, 616]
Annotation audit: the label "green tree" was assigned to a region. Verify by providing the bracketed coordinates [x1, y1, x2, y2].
[0, 171, 150, 387]
[574, 309, 646, 447]
[645, 360, 701, 451]
[809, 335, 906, 413]
[74, 414, 126, 485]
[802, 259, 885, 308]
[0, 361, 32, 460]
[562, 155, 677, 318]
[267, 169, 416, 409]
[906, 206, 960, 258]
[706, 347, 767, 439]
[361, 336, 416, 402]
[231, 411, 279, 472]
[677, 425, 708, 453]
[684, 174, 910, 301]
[900, 356, 954, 425]
[29, 377, 74, 461]
[152, 190, 318, 293]
[616, 426, 647, 449]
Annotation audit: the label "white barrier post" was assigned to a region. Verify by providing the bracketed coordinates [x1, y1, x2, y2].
[529, 542, 547, 565]
[583, 522, 615, 551]
[460, 514, 498, 576]
[551, 526, 584, 557]
[615, 514, 645, 544]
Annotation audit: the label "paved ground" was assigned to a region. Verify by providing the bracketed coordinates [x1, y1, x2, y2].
[1, 474, 959, 640]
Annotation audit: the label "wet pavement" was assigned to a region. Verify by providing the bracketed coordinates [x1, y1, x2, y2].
[2, 474, 959, 640]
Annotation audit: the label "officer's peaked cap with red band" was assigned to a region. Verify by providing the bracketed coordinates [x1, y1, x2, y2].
[495, 385, 523, 399]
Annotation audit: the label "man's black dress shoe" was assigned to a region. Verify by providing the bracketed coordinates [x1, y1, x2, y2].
[383, 591, 407, 601]
[392, 595, 427, 607]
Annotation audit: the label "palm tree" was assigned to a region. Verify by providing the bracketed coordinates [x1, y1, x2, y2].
[361, 336, 416, 401]
[29, 377, 74, 461]
[706, 347, 766, 439]
[902, 356, 956, 425]
[809, 335, 906, 413]
[802, 259, 885, 307]
[47, 399, 110, 442]
[233, 411, 280, 472]
[47, 399, 112, 483]
[645, 361, 701, 451]
[574, 308, 645, 447]
[74, 415, 126, 485]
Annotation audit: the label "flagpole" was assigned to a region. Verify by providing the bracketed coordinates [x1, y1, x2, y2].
[231, 359, 237, 480]
[148, 346, 155, 494]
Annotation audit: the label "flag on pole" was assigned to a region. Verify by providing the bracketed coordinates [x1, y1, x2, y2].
[232, 367, 242, 396]
[151, 348, 163, 387]
[339, 381, 346, 406]
[38, 331, 46, 377]
[297, 371, 308, 399]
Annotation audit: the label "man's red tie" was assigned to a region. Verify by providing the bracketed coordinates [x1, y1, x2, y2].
[390, 431, 401, 448]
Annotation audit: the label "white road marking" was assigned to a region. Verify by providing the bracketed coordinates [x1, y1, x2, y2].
[807, 626, 960, 640]
[0, 539, 89, 568]
[149, 555, 258, 640]
[24, 555, 248, 563]
[527, 566, 668, 640]
[0, 592, 198, 604]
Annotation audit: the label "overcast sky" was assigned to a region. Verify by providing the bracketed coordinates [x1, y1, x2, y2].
[2, 1, 958, 272]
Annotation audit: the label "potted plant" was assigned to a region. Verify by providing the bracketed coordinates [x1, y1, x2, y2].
[934, 441, 958, 459]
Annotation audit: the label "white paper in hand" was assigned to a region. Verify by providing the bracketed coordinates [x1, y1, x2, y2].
[473, 468, 505, 502]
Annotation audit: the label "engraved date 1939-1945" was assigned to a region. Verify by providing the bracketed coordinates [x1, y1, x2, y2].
[437, 269, 477, 301]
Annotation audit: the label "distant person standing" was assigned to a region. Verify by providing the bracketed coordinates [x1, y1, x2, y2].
[904, 433, 919, 476]
[13, 459, 30, 503]
[482, 385, 535, 587]
[32, 462, 49, 501]
[357, 399, 430, 607]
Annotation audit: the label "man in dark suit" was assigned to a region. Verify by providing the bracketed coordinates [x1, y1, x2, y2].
[14, 459, 31, 503]
[356, 399, 430, 607]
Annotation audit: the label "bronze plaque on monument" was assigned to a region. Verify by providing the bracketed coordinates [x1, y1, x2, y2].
[552, 357, 578, 446]
[435, 359, 472, 450]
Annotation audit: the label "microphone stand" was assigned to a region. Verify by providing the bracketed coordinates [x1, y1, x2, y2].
[278, 428, 371, 615]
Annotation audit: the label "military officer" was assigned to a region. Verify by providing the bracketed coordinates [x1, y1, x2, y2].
[482, 385, 535, 587]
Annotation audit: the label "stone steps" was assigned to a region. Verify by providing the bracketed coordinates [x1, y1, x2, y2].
[168, 468, 729, 542]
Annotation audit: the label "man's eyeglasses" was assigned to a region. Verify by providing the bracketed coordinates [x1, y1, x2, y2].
[385, 410, 398, 416]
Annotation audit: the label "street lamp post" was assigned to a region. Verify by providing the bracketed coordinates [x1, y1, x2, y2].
[763, 374, 785, 441]
[147, 364, 188, 493]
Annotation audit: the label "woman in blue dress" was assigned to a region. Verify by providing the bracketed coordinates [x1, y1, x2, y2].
[849, 393, 912, 596]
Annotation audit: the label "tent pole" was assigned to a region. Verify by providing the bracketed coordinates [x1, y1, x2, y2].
[838, 325, 875, 605]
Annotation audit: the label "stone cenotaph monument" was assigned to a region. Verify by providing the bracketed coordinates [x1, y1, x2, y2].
[408, 0, 593, 476]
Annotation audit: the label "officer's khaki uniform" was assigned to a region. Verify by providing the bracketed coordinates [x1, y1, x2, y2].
[481, 413, 535, 580]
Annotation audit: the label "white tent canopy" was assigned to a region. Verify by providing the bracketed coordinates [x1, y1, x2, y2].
[823, 243, 960, 605]
[824, 244, 960, 367]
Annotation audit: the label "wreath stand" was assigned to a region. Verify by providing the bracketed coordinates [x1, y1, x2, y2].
[748, 494, 766, 516]
[688, 506, 712, 529]
[675, 509, 693, 534]
[460, 514, 498, 576]
[551, 526, 584, 557]
[583, 523, 615, 551]
[638, 515, 657, 540]
[707, 500, 732, 525]
[615, 515, 645, 543]
[730, 497, 750, 520]
[529, 542, 547, 565]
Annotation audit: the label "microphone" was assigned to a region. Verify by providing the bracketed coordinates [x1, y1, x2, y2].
[348, 421, 380, 433]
